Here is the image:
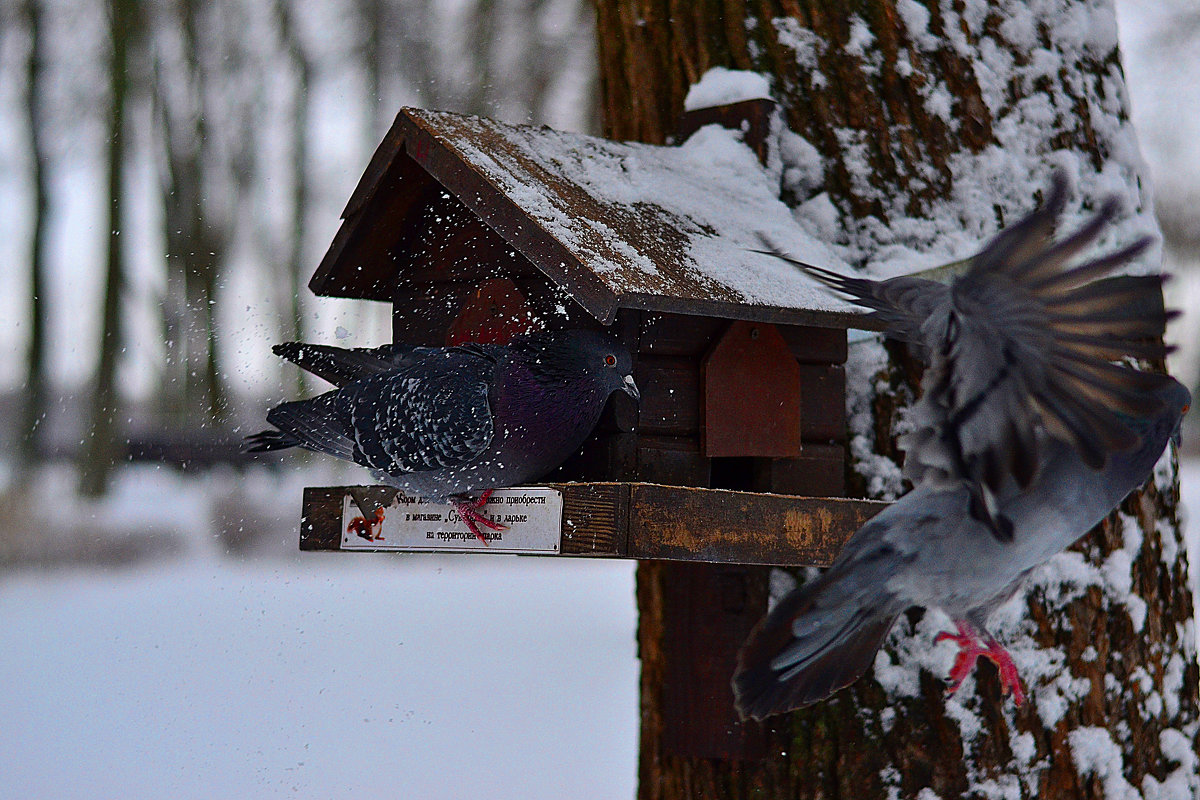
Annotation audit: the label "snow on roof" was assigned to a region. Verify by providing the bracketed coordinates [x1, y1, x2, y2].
[312, 106, 867, 329]
[683, 67, 773, 110]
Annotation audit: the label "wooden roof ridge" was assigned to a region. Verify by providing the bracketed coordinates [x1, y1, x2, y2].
[310, 106, 875, 330]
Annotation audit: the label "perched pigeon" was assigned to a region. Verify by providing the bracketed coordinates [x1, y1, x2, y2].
[247, 329, 640, 542]
[735, 174, 1184, 719]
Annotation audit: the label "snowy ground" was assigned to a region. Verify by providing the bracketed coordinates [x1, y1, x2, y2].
[0, 465, 639, 800]
[0, 458, 1197, 799]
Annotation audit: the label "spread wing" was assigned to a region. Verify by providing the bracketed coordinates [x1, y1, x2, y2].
[757, 172, 1174, 540]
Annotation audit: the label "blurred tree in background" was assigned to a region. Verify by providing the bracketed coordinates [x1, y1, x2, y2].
[18, 0, 50, 474]
[1, 0, 596, 494]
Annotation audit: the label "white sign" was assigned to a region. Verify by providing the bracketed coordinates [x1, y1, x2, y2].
[339, 488, 564, 554]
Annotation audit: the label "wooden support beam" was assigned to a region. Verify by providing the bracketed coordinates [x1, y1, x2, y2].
[300, 482, 886, 567]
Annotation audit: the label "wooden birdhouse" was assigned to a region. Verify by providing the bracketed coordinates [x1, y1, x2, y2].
[301, 102, 882, 542]
[297, 103, 888, 757]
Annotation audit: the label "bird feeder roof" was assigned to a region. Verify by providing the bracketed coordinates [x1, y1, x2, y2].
[310, 107, 868, 328]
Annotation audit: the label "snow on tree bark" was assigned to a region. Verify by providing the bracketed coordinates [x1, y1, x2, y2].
[595, 0, 1200, 797]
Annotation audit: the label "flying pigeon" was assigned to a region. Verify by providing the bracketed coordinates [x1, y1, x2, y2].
[733, 379, 1187, 718]
[735, 174, 1184, 719]
[247, 329, 640, 542]
[759, 173, 1173, 541]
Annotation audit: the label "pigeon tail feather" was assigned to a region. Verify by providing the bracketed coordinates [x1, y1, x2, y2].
[733, 565, 900, 720]
[243, 428, 302, 452]
[264, 393, 357, 461]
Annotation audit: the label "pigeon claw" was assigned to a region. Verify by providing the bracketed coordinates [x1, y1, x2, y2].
[935, 621, 1025, 705]
[453, 489, 509, 546]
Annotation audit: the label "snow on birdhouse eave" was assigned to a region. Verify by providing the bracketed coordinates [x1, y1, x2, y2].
[310, 106, 870, 330]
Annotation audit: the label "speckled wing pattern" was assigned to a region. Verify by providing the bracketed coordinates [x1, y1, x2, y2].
[758, 172, 1174, 540]
[339, 348, 496, 475]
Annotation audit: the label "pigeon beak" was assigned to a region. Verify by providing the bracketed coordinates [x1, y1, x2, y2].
[622, 374, 641, 401]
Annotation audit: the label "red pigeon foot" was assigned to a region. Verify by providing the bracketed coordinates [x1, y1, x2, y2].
[453, 490, 508, 545]
[934, 620, 1025, 705]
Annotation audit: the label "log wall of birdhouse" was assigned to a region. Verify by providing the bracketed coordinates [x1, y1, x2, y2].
[388, 178, 595, 346]
[552, 310, 847, 497]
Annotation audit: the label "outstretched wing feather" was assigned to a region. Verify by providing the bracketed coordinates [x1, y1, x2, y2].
[264, 392, 358, 461]
[755, 172, 1170, 541]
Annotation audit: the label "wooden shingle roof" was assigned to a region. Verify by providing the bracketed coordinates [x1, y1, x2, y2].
[310, 107, 869, 329]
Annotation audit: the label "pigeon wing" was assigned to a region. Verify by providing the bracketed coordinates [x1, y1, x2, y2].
[758, 172, 1173, 540]
[341, 348, 497, 475]
[273, 341, 420, 387]
[752, 234, 950, 359]
[905, 175, 1172, 537]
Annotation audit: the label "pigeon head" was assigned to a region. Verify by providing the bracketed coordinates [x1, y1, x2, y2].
[511, 329, 639, 401]
[1118, 377, 1190, 437]
[1153, 377, 1190, 447]
[1101, 376, 1191, 481]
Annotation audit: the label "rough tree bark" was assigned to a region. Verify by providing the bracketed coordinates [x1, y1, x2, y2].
[594, 1, 1200, 797]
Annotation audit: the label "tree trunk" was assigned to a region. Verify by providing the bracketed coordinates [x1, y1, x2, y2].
[19, 0, 50, 471]
[80, 0, 134, 497]
[356, 0, 385, 140]
[276, 0, 312, 397]
[595, 1, 1200, 797]
[155, 0, 228, 424]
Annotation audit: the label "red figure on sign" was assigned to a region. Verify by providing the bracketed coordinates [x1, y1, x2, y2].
[348, 507, 386, 541]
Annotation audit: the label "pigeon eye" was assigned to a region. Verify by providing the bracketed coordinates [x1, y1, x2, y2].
[604, 354, 617, 367]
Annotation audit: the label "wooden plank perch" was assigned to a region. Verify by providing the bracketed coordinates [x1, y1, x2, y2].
[300, 483, 886, 567]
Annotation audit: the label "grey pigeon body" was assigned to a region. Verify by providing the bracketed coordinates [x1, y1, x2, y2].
[734, 378, 1188, 719]
[247, 329, 639, 501]
[735, 173, 1184, 719]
